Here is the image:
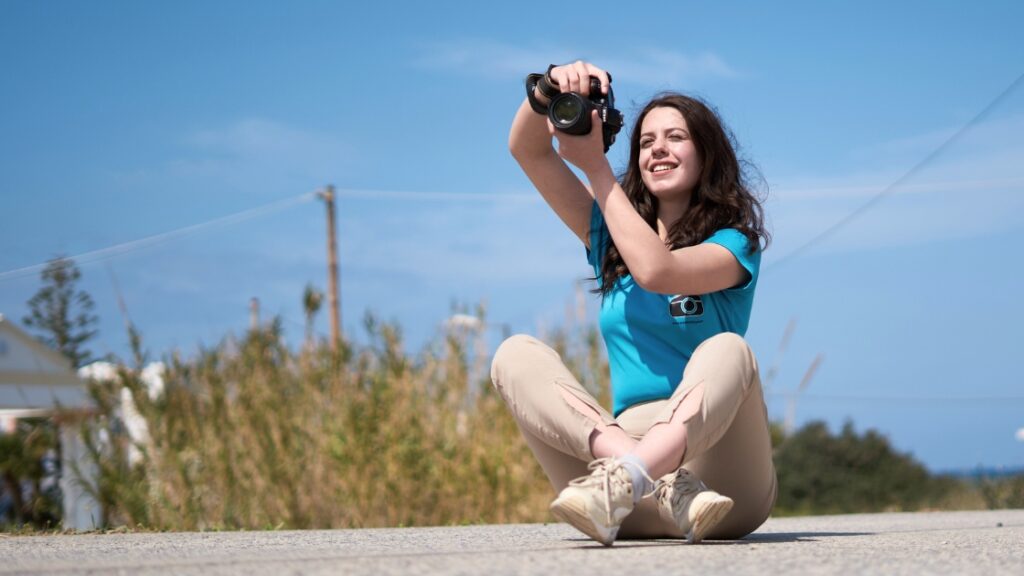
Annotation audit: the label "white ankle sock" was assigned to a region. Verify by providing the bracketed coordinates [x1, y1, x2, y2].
[619, 453, 654, 503]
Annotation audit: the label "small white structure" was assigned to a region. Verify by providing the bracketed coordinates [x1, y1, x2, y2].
[78, 360, 164, 467]
[0, 314, 100, 530]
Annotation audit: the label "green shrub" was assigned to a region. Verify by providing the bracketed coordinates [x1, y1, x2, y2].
[773, 420, 955, 515]
[0, 418, 61, 529]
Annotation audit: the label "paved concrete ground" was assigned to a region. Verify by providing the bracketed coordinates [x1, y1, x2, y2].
[2, 509, 1022, 575]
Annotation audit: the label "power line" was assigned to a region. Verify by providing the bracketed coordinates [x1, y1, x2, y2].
[767, 71, 1024, 272]
[5, 156, 1019, 286]
[776, 176, 1024, 200]
[766, 391, 1024, 403]
[5, 70, 1022, 285]
[0, 188, 539, 284]
[0, 192, 318, 283]
[335, 188, 538, 202]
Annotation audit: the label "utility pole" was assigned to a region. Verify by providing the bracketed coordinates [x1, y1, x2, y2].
[318, 185, 341, 350]
[249, 297, 260, 331]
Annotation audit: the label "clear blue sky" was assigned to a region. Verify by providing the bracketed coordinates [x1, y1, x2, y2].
[2, 0, 1023, 472]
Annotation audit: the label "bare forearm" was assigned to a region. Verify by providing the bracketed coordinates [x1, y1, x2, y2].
[587, 166, 672, 289]
[509, 97, 555, 160]
[510, 93, 594, 244]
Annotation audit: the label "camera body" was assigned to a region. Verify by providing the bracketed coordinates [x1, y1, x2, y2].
[547, 77, 624, 153]
[669, 295, 704, 318]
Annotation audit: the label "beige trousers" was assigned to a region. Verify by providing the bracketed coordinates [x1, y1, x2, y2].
[490, 332, 777, 539]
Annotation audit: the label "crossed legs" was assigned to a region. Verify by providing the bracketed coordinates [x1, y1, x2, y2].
[490, 332, 777, 539]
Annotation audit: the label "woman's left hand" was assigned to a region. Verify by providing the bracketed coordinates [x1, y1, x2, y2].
[548, 110, 612, 179]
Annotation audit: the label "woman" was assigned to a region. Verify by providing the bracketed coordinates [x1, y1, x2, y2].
[490, 61, 776, 546]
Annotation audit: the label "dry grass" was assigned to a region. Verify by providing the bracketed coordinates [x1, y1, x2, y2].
[50, 309, 1023, 531]
[76, 311, 607, 531]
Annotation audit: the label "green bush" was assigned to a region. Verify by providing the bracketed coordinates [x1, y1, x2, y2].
[773, 420, 955, 515]
[0, 418, 61, 529]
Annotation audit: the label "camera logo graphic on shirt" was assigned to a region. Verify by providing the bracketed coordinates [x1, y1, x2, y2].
[669, 294, 704, 319]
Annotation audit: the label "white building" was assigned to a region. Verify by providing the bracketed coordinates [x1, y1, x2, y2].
[0, 314, 100, 530]
[78, 359, 164, 468]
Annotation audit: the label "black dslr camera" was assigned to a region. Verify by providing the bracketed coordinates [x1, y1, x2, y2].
[526, 67, 624, 152]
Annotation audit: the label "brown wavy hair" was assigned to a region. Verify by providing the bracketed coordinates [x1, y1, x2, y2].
[597, 92, 770, 295]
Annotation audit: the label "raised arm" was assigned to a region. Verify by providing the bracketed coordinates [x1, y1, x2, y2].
[508, 62, 611, 248]
[590, 164, 747, 295]
[552, 110, 747, 296]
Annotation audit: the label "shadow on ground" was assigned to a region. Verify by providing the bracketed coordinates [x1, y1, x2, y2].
[560, 530, 874, 548]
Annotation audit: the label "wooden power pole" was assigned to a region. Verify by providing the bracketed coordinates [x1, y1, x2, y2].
[318, 185, 341, 350]
[249, 297, 260, 330]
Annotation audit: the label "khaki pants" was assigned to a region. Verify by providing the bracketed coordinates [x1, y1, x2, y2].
[490, 332, 777, 539]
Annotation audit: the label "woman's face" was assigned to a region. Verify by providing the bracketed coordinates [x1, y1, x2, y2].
[638, 106, 702, 202]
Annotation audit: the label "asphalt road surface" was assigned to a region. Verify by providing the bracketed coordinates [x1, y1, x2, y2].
[3, 509, 1022, 575]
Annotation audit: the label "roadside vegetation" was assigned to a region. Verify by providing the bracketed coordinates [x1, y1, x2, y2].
[72, 310, 558, 530]
[2, 258, 1021, 531]
[3, 311, 1019, 532]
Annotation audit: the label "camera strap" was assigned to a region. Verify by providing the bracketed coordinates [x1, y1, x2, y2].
[525, 65, 567, 115]
[539, 65, 561, 99]
[524, 73, 549, 115]
[603, 108, 624, 131]
[601, 108, 624, 152]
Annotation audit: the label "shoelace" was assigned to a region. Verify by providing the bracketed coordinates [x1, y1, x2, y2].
[568, 457, 652, 526]
[658, 469, 706, 515]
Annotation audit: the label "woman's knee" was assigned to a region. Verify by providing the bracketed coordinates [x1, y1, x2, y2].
[490, 333, 555, 390]
[687, 332, 760, 396]
[697, 332, 757, 369]
[702, 331, 749, 351]
[491, 334, 537, 377]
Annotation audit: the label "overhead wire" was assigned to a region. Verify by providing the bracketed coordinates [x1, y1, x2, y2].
[0, 191, 318, 282]
[3, 75, 1023, 411]
[3, 71, 1021, 285]
[765, 71, 1024, 273]
[6, 65, 1022, 287]
[335, 188, 537, 202]
[0, 188, 540, 285]
[765, 392, 1024, 403]
[5, 169, 1016, 286]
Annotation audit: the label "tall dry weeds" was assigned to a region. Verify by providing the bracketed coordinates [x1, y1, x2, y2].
[78, 310, 607, 530]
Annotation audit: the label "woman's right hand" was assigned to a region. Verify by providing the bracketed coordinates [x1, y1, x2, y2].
[544, 61, 611, 98]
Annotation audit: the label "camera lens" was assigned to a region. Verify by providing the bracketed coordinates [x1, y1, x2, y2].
[551, 96, 582, 125]
[549, 93, 592, 136]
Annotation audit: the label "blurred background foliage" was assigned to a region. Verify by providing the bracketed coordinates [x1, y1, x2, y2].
[0, 418, 62, 528]
[2, 308, 1022, 531]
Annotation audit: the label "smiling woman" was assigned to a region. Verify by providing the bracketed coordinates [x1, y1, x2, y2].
[492, 60, 773, 546]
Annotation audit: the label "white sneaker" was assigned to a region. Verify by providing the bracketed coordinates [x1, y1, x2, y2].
[549, 457, 636, 546]
[654, 468, 733, 543]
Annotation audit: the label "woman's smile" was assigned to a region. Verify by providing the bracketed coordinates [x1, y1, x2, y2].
[639, 107, 701, 200]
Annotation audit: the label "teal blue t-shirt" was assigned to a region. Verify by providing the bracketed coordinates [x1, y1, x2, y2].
[586, 202, 760, 416]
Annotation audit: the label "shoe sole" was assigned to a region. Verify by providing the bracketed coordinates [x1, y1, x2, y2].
[550, 496, 618, 547]
[687, 495, 734, 544]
